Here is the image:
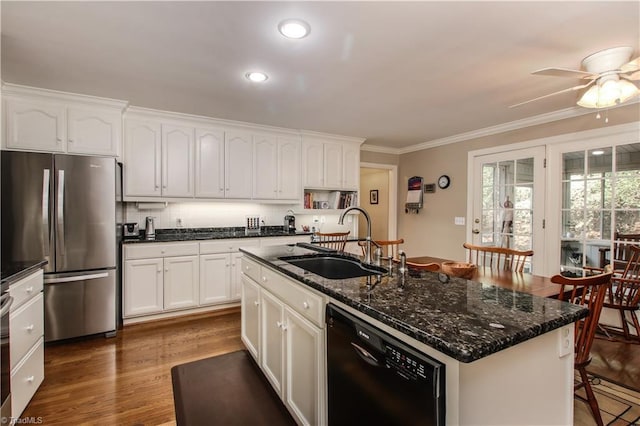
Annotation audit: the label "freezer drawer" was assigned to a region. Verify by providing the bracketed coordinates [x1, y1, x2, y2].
[44, 269, 116, 342]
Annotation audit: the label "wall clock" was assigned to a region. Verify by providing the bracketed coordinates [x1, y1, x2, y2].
[438, 175, 451, 189]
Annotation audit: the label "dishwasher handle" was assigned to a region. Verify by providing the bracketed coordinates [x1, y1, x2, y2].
[350, 342, 382, 367]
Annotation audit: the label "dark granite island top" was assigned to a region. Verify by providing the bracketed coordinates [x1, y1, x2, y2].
[240, 245, 587, 363]
[1, 259, 48, 292]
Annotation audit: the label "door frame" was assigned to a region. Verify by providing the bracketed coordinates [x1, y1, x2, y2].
[360, 162, 398, 240]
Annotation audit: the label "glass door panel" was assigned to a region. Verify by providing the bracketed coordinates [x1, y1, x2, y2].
[472, 147, 545, 274]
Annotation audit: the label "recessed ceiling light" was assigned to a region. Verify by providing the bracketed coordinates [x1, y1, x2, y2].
[278, 19, 310, 39]
[592, 150, 605, 156]
[245, 72, 268, 83]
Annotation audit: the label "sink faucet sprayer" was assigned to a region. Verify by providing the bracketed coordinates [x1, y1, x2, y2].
[338, 206, 380, 265]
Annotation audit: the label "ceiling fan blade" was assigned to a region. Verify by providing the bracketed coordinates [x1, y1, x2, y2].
[532, 67, 597, 79]
[620, 56, 640, 73]
[509, 80, 595, 108]
[621, 71, 640, 81]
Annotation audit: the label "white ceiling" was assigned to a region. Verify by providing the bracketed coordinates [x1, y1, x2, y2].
[2, 1, 639, 151]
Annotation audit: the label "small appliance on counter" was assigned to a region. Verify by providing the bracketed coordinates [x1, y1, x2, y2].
[123, 223, 140, 238]
[145, 216, 156, 240]
[284, 210, 296, 233]
[246, 215, 261, 236]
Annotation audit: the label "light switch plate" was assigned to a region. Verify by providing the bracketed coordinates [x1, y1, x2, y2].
[454, 217, 465, 226]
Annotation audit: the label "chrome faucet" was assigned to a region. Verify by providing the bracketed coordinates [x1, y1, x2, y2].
[338, 206, 380, 265]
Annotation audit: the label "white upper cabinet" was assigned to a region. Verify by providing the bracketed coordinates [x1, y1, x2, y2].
[2, 85, 126, 156]
[5, 98, 66, 152]
[124, 119, 162, 197]
[162, 124, 194, 197]
[302, 135, 362, 191]
[67, 107, 122, 156]
[323, 142, 343, 188]
[302, 139, 325, 188]
[253, 134, 300, 201]
[225, 130, 253, 199]
[195, 127, 225, 198]
[277, 136, 301, 200]
[341, 142, 360, 190]
[253, 134, 279, 199]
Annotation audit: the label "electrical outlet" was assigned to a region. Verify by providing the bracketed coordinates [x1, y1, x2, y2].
[176, 218, 183, 227]
[320, 216, 326, 223]
[558, 326, 572, 358]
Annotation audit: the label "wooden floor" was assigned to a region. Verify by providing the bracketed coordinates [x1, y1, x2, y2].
[19, 308, 639, 425]
[21, 308, 243, 425]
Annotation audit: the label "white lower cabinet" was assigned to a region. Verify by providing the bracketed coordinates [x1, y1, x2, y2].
[164, 255, 199, 310]
[200, 253, 232, 305]
[123, 257, 164, 316]
[241, 257, 326, 426]
[8, 269, 45, 418]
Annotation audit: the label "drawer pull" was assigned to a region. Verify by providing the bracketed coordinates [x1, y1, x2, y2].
[26, 376, 35, 383]
[262, 276, 267, 282]
[25, 324, 35, 332]
[276, 321, 283, 329]
[303, 301, 310, 309]
[25, 286, 34, 294]
[253, 301, 259, 306]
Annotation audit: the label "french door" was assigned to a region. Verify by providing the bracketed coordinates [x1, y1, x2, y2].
[470, 147, 546, 274]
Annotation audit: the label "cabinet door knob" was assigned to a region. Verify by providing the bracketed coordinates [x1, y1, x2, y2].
[25, 286, 34, 294]
[262, 276, 267, 282]
[56, 138, 62, 143]
[253, 301, 259, 306]
[302, 301, 309, 309]
[26, 324, 35, 332]
[26, 376, 35, 383]
[276, 321, 283, 328]
[68, 139, 74, 143]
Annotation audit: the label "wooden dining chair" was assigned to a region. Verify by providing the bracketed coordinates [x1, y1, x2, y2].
[598, 231, 640, 270]
[358, 239, 404, 260]
[463, 242, 533, 273]
[314, 231, 350, 252]
[601, 244, 640, 344]
[551, 271, 613, 426]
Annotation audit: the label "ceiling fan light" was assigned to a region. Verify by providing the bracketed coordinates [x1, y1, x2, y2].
[577, 80, 639, 108]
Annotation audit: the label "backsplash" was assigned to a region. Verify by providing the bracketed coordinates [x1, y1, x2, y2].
[124, 202, 356, 234]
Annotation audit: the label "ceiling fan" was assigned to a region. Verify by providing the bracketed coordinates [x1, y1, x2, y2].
[510, 46, 640, 109]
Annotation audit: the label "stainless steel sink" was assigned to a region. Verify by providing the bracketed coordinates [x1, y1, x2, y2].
[279, 254, 386, 279]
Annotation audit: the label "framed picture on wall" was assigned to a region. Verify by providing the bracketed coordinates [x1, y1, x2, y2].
[370, 190, 378, 205]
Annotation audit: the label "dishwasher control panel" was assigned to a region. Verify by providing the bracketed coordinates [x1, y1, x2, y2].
[385, 344, 428, 380]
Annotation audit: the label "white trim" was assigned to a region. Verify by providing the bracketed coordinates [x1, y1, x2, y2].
[361, 102, 640, 155]
[361, 162, 398, 241]
[2, 82, 128, 110]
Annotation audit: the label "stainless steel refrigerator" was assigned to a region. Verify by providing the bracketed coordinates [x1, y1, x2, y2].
[1, 151, 117, 342]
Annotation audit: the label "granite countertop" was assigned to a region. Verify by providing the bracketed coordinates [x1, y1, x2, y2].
[122, 226, 312, 244]
[240, 245, 588, 363]
[1, 259, 48, 291]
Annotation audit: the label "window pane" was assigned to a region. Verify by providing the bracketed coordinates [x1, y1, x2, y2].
[483, 163, 495, 187]
[615, 210, 640, 233]
[585, 242, 607, 268]
[585, 179, 611, 209]
[563, 151, 584, 180]
[482, 186, 495, 209]
[498, 161, 515, 186]
[587, 147, 612, 177]
[561, 240, 583, 270]
[562, 210, 583, 239]
[562, 180, 584, 209]
[616, 143, 640, 173]
[516, 158, 534, 183]
[514, 209, 532, 234]
[584, 210, 603, 239]
[515, 185, 532, 209]
[616, 177, 640, 209]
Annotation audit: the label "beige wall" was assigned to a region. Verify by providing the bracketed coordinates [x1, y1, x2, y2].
[397, 104, 640, 262]
[359, 169, 389, 240]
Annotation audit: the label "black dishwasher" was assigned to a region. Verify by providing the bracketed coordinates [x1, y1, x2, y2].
[326, 304, 445, 426]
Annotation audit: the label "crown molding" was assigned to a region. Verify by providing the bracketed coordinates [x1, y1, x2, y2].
[361, 98, 640, 155]
[1, 82, 129, 110]
[299, 129, 365, 145]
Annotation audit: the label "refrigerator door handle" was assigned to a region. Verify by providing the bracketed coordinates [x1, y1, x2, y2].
[57, 169, 65, 258]
[42, 169, 51, 258]
[44, 272, 109, 284]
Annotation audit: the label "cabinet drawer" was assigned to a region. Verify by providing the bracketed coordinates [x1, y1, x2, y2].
[125, 242, 198, 259]
[10, 293, 44, 370]
[260, 267, 324, 328]
[11, 338, 44, 418]
[9, 270, 43, 311]
[200, 238, 260, 254]
[241, 257, 262, 283]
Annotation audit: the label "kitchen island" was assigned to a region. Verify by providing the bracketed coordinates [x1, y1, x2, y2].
[240, 244, 587, 426]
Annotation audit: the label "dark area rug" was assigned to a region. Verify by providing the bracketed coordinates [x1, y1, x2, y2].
[171, 350, 296, 426]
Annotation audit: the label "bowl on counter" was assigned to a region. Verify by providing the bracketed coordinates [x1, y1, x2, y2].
[440, 261, 477, 279]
